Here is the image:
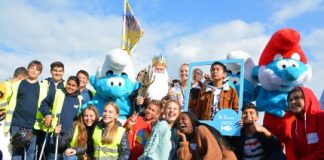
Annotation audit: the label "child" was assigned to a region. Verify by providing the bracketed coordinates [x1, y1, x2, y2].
[76, 70, 94, 103]
[0, 67, 27, 159]
[92, 102, 130, 159]
[43, 61, 65, 95]
[138, 100, 181, 160]
[5, 60, 47, 160]
[124, 100, 162, 160]
[62, 105, 99, 160]
[288, 87, 324, 159]
[40, 76, 83, 159]
[194, 61, 239, 120]
[233, 103, 284, 160]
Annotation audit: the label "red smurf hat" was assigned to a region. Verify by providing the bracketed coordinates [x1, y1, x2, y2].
[258, 28, 307, 66]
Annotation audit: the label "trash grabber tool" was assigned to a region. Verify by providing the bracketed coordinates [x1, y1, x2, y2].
[54, 113, 60, 160]
[38, 127, 50, 160]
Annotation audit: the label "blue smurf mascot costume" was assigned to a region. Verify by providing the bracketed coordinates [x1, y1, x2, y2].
[226, 50, 258, 103]
[88, 49, 139, 122]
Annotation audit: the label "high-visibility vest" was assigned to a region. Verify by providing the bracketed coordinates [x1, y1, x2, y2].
[93, 125, 125, 160]
[70, 125, 79, 148]
[4, 80, 48, 133]
[0, 81, 12, 110]
[36, 89, 83, 132]
[43, 79, 67, 89]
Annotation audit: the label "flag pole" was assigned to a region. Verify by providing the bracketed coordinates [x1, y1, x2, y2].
[121, 0, 127, 49]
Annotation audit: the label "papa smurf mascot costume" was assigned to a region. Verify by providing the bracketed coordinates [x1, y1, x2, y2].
[89, 48, 139, 122]
[226, 50, 258, 103]
[254, 28, 312, 159]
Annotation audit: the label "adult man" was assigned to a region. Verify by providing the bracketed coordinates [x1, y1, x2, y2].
[0, 67, 27, 159]
[191, 68, 203, 88]
[136, 55, 169, 109]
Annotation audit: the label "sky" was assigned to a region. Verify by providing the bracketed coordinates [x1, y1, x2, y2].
[0, 0, 324, 98]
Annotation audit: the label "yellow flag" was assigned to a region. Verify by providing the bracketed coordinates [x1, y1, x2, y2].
[121, 0, 143, 54]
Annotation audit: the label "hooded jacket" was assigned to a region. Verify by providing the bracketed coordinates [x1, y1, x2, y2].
[194, 82, 239, 120]
[291, 87, 324, 160]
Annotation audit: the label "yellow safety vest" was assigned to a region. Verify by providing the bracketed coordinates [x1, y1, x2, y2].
[38, 89, 83, 132]
[70, 125, 80, 148]
[93, 125, 125, 160]
[0, 81, 12, 110]
[4, 80, 48, 133]
[43, 79, 67, 88]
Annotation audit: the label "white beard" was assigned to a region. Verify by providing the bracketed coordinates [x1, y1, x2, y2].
[146, 71, 169, 100]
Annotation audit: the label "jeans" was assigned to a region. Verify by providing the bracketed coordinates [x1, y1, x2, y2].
[62, 154, 78, 160]
[10, 126, 37, 160]
[45, 135, 62, 160]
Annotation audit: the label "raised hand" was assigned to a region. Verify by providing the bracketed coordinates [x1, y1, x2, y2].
[250, 117, 272, 138]
[136, 96, 144, 106]
[64, 148, 76, 156]
[126, 112, 138, 130]
[177, 130, 187, 142]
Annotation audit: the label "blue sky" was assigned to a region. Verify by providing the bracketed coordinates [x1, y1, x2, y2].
[0, 0, 324, 98]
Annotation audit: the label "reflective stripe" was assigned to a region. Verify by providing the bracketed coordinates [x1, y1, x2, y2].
[6, 110, 14, 114]
[93, 126, 125, 159]
[4, 122, 11, 127]
[0, 102, 7, 107]
[94, 146, 118, 153]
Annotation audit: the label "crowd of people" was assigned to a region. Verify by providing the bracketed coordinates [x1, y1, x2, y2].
[0, 55, 323, 160]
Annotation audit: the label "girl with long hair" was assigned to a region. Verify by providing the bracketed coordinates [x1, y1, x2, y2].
[62, 105, 99, 160]
[92, 102, 130, 160]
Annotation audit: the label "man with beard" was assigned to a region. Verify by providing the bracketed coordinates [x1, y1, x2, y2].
[135, 55, 169, 113]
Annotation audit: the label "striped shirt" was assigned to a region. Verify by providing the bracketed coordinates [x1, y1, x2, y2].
[243, 134, 265, 160]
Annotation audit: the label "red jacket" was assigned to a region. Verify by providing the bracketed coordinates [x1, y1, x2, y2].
[124, 116, 152, 160]
[291, 87, 324, 160]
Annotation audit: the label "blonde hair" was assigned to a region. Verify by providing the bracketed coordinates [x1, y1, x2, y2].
[147, 100, 163, 116]
[179, 63, 189, 70]
[102, 102, 120, 144]
[164, 100, 181, 115]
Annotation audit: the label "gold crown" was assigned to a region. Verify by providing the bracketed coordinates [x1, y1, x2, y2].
[152, 55, 167, 67]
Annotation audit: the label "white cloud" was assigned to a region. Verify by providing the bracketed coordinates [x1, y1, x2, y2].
[162, 20, 323, 97]
[303, 28, 324, 97]
[164, 20, 268, 77]
[1, 1, 323, 99]
[0, 1, 125, 80]
[270, 0, 323, 24]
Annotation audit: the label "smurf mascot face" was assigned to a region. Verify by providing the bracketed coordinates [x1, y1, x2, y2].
[260, 55, 310, 92]
[94, 71, 136, 99]
[226, 50, 258, 103]
[258, 28, 312, 92]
